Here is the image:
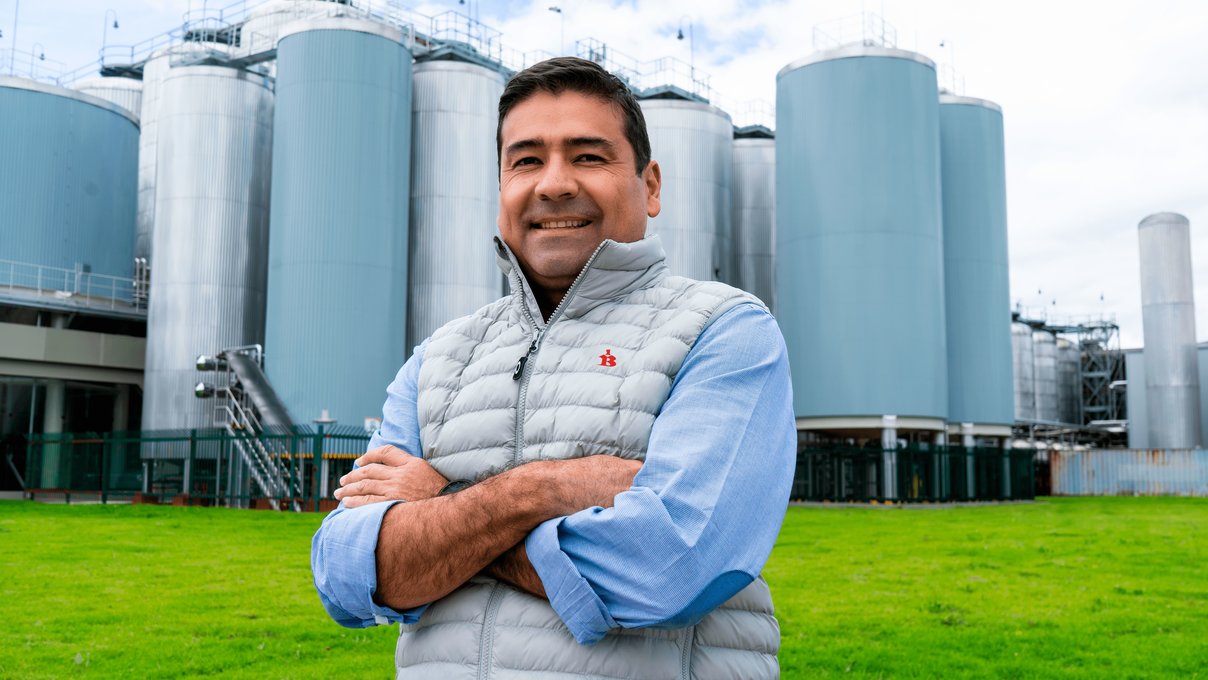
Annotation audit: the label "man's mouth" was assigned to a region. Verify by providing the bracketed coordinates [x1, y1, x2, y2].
[532, 219, 593, 230]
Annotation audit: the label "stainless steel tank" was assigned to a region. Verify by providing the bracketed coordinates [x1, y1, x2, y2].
[407, 59, 507, 349]
[1012, 322, 1035, 421]
[777, 46, 946, 426]
[136, 41, 229, 260]
[239, 0, 350, 56]
[73, 76, 143, 121]
[1057, 338, 1081, 425]
[0, 77, 138, 281]
[142, 66, 274, 431]
[1138, 212, 1203, 448]
[639, 98, 734, 282]
[731, 131, 776, 310]
[265, 18, 412, 426]
[1032, 330, 1058, 423]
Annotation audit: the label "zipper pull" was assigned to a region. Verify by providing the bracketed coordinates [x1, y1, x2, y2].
[512, 333, 542, 381]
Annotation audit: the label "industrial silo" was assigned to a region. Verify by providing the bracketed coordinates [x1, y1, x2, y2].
[1011, 323, 1035, 421]
[142, 66, 274, 431]
[73, 76, 143, 121]
[731, 128, 776, 310]
[777, 45, 947, 430]
[407, 59, 506, 349]
[938, 95, 1013, 433]
[1138, 212, 1202, 448]
[137, 41, 229, 260]
[239, 0, 348, 56]
[265, 18, 411, 426]
[0, 77, 138, 281]
[1032, 331, 1059, 422]
[1057, 338, 1081, 424]
[640, 97, 733, 282]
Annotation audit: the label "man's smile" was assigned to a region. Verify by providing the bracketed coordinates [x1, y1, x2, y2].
[532, 219, 593, 229]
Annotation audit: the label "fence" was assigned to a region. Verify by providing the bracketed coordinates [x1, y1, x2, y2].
[22, 427, 372, 510]
[1051, 449, 1208, 496]
[792, 445, 1037, 502]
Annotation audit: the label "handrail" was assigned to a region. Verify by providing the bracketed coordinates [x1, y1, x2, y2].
[0, 258, 145, 313]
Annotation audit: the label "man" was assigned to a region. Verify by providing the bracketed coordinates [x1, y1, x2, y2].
[311, 57, 795, 679]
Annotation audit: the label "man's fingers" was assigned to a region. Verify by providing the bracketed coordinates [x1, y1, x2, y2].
[339, 463, 398, 487]
[334, 478, 383, 500]
[356, 445, 414, 468]
[341, 493, 390, 509]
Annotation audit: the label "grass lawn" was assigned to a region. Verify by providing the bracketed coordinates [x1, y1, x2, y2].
[1, 497, 1204, 679]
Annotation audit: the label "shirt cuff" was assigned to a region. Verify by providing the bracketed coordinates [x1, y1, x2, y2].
[311, 500, 429, 628]
[526, 515, 617, 645]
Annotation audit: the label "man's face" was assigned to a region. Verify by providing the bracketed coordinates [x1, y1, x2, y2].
[498, 90, 661, 292]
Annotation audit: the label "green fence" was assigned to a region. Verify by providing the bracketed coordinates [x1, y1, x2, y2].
[792, 445, 1037, 502]
[23, 426, 373, 510]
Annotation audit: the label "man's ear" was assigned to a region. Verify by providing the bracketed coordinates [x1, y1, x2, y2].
[643, 160, 662, 218]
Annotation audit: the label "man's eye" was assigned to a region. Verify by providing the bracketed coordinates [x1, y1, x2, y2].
[577, 154, 604, 162]
[513, 157, 540, 167]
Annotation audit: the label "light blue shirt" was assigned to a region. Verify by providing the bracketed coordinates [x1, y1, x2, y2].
[311, 303, 796, 644]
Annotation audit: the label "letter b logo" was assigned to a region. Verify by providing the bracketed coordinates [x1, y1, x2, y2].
[599, 349, 617, 367]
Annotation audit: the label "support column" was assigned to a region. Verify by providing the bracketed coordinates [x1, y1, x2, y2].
[109, 385, 131, 489]
[1002, 438, 1013, 499]
[962, 422, 975, 500]
[933, 430, 947, 499]
[881, 415, 897, 500]
[39, 315, 69, 489]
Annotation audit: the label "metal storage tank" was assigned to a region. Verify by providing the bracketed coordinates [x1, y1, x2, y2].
[239, 0, 349, 56]
[142, 66, 274, 431]
[1124, 348, 1148, 448]
[137, 41, 229, 260]
[639, 97, 733, 283]
[0, 77, 138, 281]
[73, 76, 143, 121]
[777, 45, 947, 428]
[407, 59, 507, 349]
[1057, 338, 1081, 424]
[1012, 322, 1035, 421]
[265, 18, 412, 426]
[731, 128, 776, 310]
[938, 95, 1012, 432]
[1032, 330, 1058, 422]
[1138, 212, 1203, 448]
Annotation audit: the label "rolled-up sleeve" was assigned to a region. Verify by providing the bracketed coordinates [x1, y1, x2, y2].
[310, 341, 429, 627]
[525, 304, 796, 644]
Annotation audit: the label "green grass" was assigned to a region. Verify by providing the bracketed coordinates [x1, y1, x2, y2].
[1, 498, 1205, 679]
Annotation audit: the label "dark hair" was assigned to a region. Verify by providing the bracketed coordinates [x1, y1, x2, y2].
[497, 56, 651, 175]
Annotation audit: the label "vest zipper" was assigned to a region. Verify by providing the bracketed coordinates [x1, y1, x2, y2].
[510, 241, 610, 466]
[477, 583, 505, 680]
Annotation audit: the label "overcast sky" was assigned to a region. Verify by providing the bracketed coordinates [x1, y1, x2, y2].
[4, 0, 1205, 348]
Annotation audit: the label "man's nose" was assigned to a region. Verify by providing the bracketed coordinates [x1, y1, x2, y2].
[535, 158, 578, 200]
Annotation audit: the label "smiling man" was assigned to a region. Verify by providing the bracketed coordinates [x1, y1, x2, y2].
[311, 57, 795, 679]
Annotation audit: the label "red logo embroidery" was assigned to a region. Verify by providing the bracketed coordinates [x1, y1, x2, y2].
[599, 349, 617, 367]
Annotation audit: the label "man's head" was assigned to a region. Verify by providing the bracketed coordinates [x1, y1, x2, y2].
[496, 57, 661, 297]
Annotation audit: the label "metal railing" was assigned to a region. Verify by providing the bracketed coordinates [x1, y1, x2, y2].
[792, 444, 1037, 503]
[0, 259, 145, 313]
[812, 12, 898, 52]
[22, 427, 370, 510]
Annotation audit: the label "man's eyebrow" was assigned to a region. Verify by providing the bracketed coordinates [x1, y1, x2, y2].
[504, 138, 545, 156]
[565, 137, 615, 151]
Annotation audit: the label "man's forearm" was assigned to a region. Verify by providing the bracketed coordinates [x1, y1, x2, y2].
[375, 455, 637, 610]
[486, 541, 546, 599]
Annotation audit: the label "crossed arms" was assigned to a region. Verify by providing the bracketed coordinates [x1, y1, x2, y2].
[310, 303, 797, 643]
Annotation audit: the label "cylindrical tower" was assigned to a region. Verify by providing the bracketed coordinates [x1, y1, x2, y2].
[265, 18, 412, 426]
[1057, 338, 1081, 425]
[777, 46, 947, 430]
[137, 41, 229, 260]
[142, 66, 274, 431]
[240, 0, 349, 56]
[938, 95, 1013, 433]
[1138, 212, 1202, 448]
[73, 76, 143, 121]
[0, 77, 138, 281]
[731, 129, 776, 310]
[1032, 330, 1058, 422]
[639, 98, 733, 282]
[1011, 322, 1035, 422]
[407, 60, 506, 349]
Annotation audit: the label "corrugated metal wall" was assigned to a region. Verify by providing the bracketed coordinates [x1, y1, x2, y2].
[640, 98, 734, 283]
[1051, 449, 1208, 496]
[265, 19, 412, 427]
[142, 66, 275, 431]
[406, 60, 506, 350]
[0, 78, 138, 279]
[938, 96, 1013, 427]
[73, 76, 143, 121]
[776, 46, 947, 422]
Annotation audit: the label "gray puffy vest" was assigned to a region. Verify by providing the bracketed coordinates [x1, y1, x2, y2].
[403, 236, 780, 679]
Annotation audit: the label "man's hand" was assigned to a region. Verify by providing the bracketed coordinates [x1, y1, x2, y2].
[334, 445, 448, 508]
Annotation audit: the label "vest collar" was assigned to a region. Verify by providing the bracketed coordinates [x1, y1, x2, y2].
[494, 234, 669, 325]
